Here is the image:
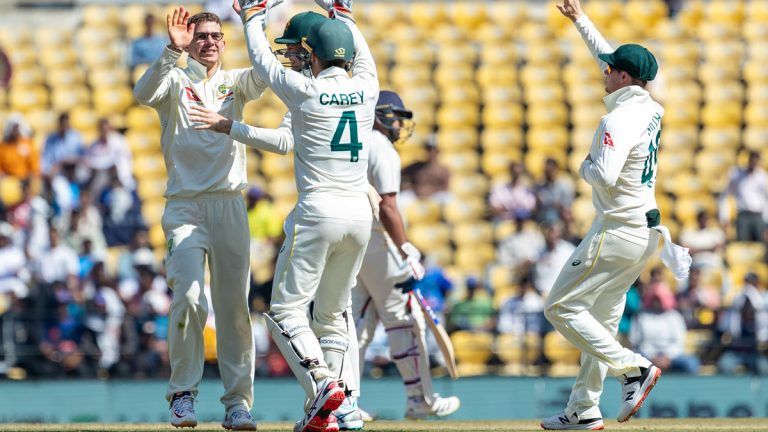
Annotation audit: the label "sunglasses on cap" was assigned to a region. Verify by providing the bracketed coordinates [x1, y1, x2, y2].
[194, 32, 224, 42]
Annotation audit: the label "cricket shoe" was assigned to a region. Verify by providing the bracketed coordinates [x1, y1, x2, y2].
[293, 379, 346, 432]
[405, 394, 461, 419]
[540, 411, 604, 430]
[222, 407, 258, 430]
[170, 391, 197, 428]
[617, 365, 661, 422]
[358, 407, 373, 422]
[334, 398, 364, 430]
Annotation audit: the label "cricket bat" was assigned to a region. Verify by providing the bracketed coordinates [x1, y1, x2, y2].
[411, 289, 459, 379]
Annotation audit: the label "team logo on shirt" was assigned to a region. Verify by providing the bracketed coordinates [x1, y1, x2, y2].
[602, 131, 614, 149]
[184, 87, 204, 105]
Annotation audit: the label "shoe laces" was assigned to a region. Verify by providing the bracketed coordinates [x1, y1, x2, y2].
[172, 394, 194, 414]
[229, 409, 253, 422]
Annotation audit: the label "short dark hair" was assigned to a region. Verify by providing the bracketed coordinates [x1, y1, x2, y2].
[317, 57, 350, 71]
[630, 77, 648, 87]
[189, 12, 222, 28]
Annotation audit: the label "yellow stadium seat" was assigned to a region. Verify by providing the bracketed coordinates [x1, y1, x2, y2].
[746, 103, 768, 126]
[443, 198, 486, 224]
[132, 64, 150, 86]
[526, 104, 567, 127]
[655, 19, 691, 42]
[137, 177, 166, 201]
[34, 27, 71, 49]
[25, 109, 57, 136]
[701, 102, 742, 127]
[704, 81, 744, 104]
[260, 152, 293, 178]
[434, 65, 474, 88]
[267, 177, 297, 201]
[747, 43, 768, 63]
[0, 28, 32, 47]
[525, 43, 563, 65]
[657, 150, 694, 178]
[665, 172, 707, 197]
[662, 100, 700, 127]
[523, 84, 565, 105]
[93, 86, 134, 116]
[481, 149, 522, 178]
[404, 199, 442, 225]
[482, 104, 523, 128]
[474, 23, 510, 45]
[133, 154, 166, 179]
[398, 86, 438, 107]
[696, 22, 740, 42]
[391, 44, 434, 66]
[699, 62, 740, 82]
[525, 151, 567, 180]
[10, 66, 44, 87]
[439, 86, 479, 105]
[566, 81, 604, 104]
[700, 127, 741, 150]
[451, 330, 494, 376]
[452, 222, 493, 247]
[481, 85, 522, 105]
[9, 86, 48, 113]
[526, 127, 569, 150]
[76, 27, 120, 49]
[435, 43, 477, 66]
[728, 264, 768, 297]
[6, 45, 36, 68]
[747, 84, 768, 103]
[126, 106, 161, 132]
[142, 199, 166, 226]
[89, 68, 130, 88]
[390, 65, 430, 86]
[388, 23, 423, 45]
[81, 46, 121, 69]
[496, 333, 542, 373]
[479, 45, 517, 66]
[659, 126, 698, 152]
[408, 2, 447, 29]
[39, 46, 77, 69]
[476, 66, 517, 88]
[435, 128, 478, 151]
[51, 86, 90, 112]
[69, 106, 99, 132]
[448, 2, 487, 31]
[126, 131, 161, 156]
[408, 224, 451, 253]
[0, 176, 22, 207]
[518, 23, 555, 43]
[454, 244, 495, 274]
[520, 64, 559, 87]
[570, 103, 604, 128]
[46, 68, 86, 88]
[695, 150, 735, 179]
[664, 82, 702, 104]
[570, 126, 596, 153]
[486, 1, 528, 28]
[438, 151, 479, 174]
[436, 105, 479, 129]
[744, 127, 768, 152]
[704, 0, 744, 26]
[726, 242, 767, 267]
[544, 331, 581, 374]
[481, 128, 523, 151]
[449, 173, 489, 198]
[673, 196, 716, 227]
[149, 223, 166, 250]
[488, 265, 514, 291]
[82, 4, 121, 28]
[744, 21, 768, 42]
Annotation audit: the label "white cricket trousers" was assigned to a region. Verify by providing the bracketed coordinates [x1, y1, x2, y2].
[163, 191, 254, 412]
[270, 209, 371, 392]
[544, 220, 659, 418]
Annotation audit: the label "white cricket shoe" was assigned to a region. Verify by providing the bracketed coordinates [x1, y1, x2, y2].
[617, 365, 661, 422]
[293, 379, 346, 432]
[540, 411, 604, 430]
[169, 391, 197, 428]
[334, 397, 364, 431]
[405, 394, 461, 419]
[222, 407, 258, 431]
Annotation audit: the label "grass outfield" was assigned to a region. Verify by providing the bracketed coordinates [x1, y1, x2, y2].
[1, 419, 768, 432]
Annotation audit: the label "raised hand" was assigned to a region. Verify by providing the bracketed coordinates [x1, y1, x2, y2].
[556, 0, 583, 22]
[314, 0, 354, 22]
[235, 0, 285, 23]
[401, 242, 426, 281]
[167, 6, 195, 51]
[188, 105, 233, 134]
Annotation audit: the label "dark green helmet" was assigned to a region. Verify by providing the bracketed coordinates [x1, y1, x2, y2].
[274, 11, 328, 45]
[304, 19, 354, 62]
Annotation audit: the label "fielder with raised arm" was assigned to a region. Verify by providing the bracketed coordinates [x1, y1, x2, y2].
[541, 1, 690, 430]
[234, 0, 377, 430]
[133, 6, 275, 430]
[352, 90, 460, 421]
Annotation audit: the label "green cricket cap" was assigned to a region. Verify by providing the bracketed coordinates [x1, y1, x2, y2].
[598, 44, 658, 82]
[305, 19, 354, 62]
[274, 11, 327, 45]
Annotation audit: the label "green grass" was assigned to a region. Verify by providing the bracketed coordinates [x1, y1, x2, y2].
[1, 419, 768, 432]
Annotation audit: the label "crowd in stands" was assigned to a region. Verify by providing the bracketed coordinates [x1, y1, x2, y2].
[0, 0, 767, 381]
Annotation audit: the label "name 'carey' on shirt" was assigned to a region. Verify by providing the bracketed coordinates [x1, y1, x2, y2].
[319, 91, 365, 106]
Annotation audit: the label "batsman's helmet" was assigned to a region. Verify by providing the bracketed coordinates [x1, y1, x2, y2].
[375, 90, 414, 144]
[273, 11, 327, 71]
[303, 19, 354, 62]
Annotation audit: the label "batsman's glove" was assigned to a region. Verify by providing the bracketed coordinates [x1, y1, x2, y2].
[238, 0, 284, 25]
[314, 0, 355, 23]
[395, 277, 418, 294]
[400, 241, 425, 281]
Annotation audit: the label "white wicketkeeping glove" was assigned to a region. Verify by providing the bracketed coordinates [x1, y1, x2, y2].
[314, 0, 355, 23]
[238, 0, 284, 25]
[400, 241, 425, 281]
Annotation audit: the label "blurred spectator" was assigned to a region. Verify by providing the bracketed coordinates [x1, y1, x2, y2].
[129, 14, 168, 69]
[414, 259, 454, 317]
[204, 0, 241, 23]
[400, 139, 451, 205]
[0, 113, 39, 179]
[488, 161, 536, 222]
[50, 161, 81, 215]
[630, 280, 700, 374]
[98, 167, 146, 246]
[719, 151, 767, 242]
[0, 222, 28, 299]
[7, 179, 51, 260]
[42, 113, 84, 176]
[33, 228, 79, 292]
[665, 0, 684, 17]
[247, 186, 282, 242]
[618, 280, 643, 340]
[718, 272, 768, 374]
[497, 275, 544, 335]
[117, 230, 151, 281]
[496, 217, 545, 278]
[679, 210, 726, 270]
[82, 262, 125, 373]
[448, 277, 495, 333]
[118, 248, 167, 307]
[83, 118, 134, 195]
[532, 222, 575, 297]
[676, 265, 720, 330]
[534, 158, 574, 225]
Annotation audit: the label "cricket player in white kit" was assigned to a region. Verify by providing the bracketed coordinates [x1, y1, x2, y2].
[133, 6, 273, 430]
[541, 1, 689, 429]
[234, 0, 377, 430]
[351, 90, 461, 421]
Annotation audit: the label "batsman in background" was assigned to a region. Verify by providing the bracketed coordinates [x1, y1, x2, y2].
[234, 0, 378, 430]
[352, 90, 461, 421]
[133, 6, 273, 430]
[540, 0, 688, 429]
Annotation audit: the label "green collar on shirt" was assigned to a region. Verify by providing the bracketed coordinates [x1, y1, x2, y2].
[603, 85, 651, 112]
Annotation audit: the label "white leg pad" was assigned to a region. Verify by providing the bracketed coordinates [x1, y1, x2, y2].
[341, 308, 361, 397]
[387, 325, 424, 398]
[265, 313, 328, 399]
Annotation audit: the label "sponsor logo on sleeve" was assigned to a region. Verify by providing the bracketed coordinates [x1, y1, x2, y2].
[602, 131, 614, 149]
